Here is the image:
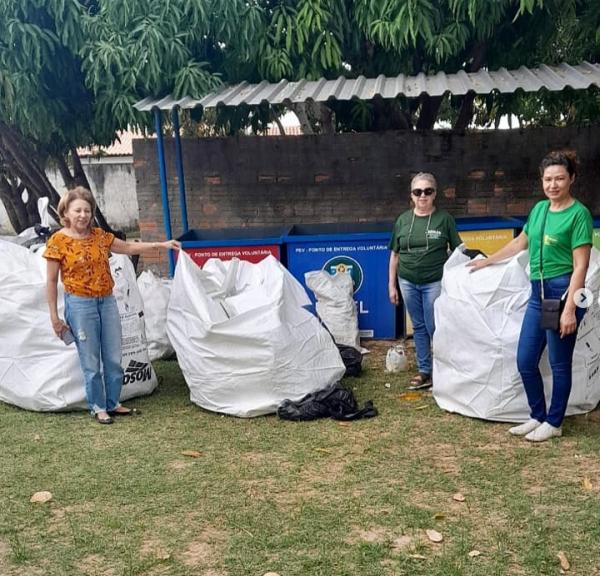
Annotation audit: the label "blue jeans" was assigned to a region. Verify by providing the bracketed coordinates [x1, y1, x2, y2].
[517, 274, 585, 427]
[398, 278, 442, 375]
[64, 293, 123, 414]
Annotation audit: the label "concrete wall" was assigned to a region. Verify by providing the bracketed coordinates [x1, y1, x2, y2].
[0, 156, 139, 234]
[133, 127, 600, 274]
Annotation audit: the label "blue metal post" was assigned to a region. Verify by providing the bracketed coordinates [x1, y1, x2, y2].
[153, 108, 175, 276]
[171, 107, 189, 234]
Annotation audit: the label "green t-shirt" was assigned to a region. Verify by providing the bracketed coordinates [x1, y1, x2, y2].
[388, 208, 462, 284]
[523, 199, 593, 280]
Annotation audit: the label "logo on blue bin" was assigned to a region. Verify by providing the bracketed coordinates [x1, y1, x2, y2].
[323, 256, 363, 293]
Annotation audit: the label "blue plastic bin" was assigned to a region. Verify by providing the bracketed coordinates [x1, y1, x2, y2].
[285, 222, 395, 339]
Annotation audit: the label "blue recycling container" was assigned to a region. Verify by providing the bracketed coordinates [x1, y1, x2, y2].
[178, 226, 291, 267]
[285, 222, 395, 339]
[455, 216, 523, 256]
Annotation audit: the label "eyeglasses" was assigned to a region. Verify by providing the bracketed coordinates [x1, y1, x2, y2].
[411, 188, 436, 197]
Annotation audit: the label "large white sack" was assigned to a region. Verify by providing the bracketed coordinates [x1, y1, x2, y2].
[0, 241, 157, 411]
[305, 270, 361, 350]
[110, 254, 159, 394]
[433, 248, 600, 422]
[167, 253, 346, 417]
[137, 270, 174, 361]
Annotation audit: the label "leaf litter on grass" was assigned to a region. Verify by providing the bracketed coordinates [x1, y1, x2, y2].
[181, 450, 203, 458]
[30, 491, 52, 504]
[425, 529, 444, 543]
[557, 550, 570, 571]
[3, 345, 600, 576]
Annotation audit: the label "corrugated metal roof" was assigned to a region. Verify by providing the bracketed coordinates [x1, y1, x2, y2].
[135, 61, 600, 112]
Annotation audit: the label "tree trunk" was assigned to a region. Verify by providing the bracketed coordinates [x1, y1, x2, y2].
[71, 148, 93, 189]
[92, 201, 115, 234]
[272, 113, 286, 135]
[292, 102, 335, 134]
[416, 95, 444, 130]
[54, 149, 92, 190]
[0, 176, 28, 232]
[290, 103, 314, 134]
[311, 102, 335, 134]
[453, 42, 487, 131]
[453, 92, 477, 131]
[56, 154, 76, 189]
[0, 122, 61, 210]
[0, 122, 115, 233]
[372, 100, 412, 130]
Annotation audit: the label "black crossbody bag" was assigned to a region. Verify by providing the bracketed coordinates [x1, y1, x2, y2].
[539, 205, 568, 331]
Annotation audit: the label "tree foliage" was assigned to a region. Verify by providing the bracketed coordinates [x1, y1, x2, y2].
[0, 0, 599, 231]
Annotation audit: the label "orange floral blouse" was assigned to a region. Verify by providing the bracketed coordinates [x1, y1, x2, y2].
[43, 228, 115, 297]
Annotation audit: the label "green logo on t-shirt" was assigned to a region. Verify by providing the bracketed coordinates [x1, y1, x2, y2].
[544, 234, 559, 246]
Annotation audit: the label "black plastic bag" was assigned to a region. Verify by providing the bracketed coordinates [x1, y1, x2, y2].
[278, 383, 377, 422]
[336, 344, 363, 377]
[462, 248, 487, 259]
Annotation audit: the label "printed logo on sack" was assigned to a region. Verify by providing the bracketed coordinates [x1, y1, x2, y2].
[323, 256, 364, 293]
[123, 360, 152, 385]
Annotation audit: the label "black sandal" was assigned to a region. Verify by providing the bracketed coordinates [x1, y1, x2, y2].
[108, 407, 141, 417]
[407, 373, 432, 391]
[95, 413, 114, 425]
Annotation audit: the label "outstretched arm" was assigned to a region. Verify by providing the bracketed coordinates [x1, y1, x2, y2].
[467, 231, 529, 272]
[110, 238, 181, 256]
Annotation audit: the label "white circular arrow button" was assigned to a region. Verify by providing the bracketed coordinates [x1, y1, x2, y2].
[573, 288, 594, 309]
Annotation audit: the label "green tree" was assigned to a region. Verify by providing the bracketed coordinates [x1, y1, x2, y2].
[1, 0, 599, 232]
[0, 0, 223, 232]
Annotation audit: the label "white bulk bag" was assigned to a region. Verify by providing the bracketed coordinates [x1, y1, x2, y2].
[0, 241, 157, 411]
[137, 270, 174, 360]
[433, 248, 600, 422]
[564, 249, 600, 414]
[167, 253, 346, 417]
[109, 254, 159, 395]
[305, 270, 361, 350]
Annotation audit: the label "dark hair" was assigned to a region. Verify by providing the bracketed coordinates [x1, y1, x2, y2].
[539, 150, 578, 178]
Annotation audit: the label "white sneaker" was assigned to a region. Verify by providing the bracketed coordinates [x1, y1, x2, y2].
[508, 419, 542, 436]
[525, 422, 562, 442]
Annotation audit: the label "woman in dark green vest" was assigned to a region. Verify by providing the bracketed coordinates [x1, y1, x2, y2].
[388, 172, 462, 390]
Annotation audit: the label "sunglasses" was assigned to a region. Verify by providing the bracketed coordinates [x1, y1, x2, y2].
[411, 187, 436, 197]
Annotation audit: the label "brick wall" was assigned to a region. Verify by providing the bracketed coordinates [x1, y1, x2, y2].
[133, 127, 600, 273]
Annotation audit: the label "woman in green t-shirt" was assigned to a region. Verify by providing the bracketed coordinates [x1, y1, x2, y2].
[388, 172, 462, 390]
[469, 151, 593, 442]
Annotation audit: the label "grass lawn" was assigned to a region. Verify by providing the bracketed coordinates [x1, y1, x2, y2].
[1, 342, 599, 576]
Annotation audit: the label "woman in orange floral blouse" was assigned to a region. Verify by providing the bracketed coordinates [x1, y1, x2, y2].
[44, 187, 180, 424]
